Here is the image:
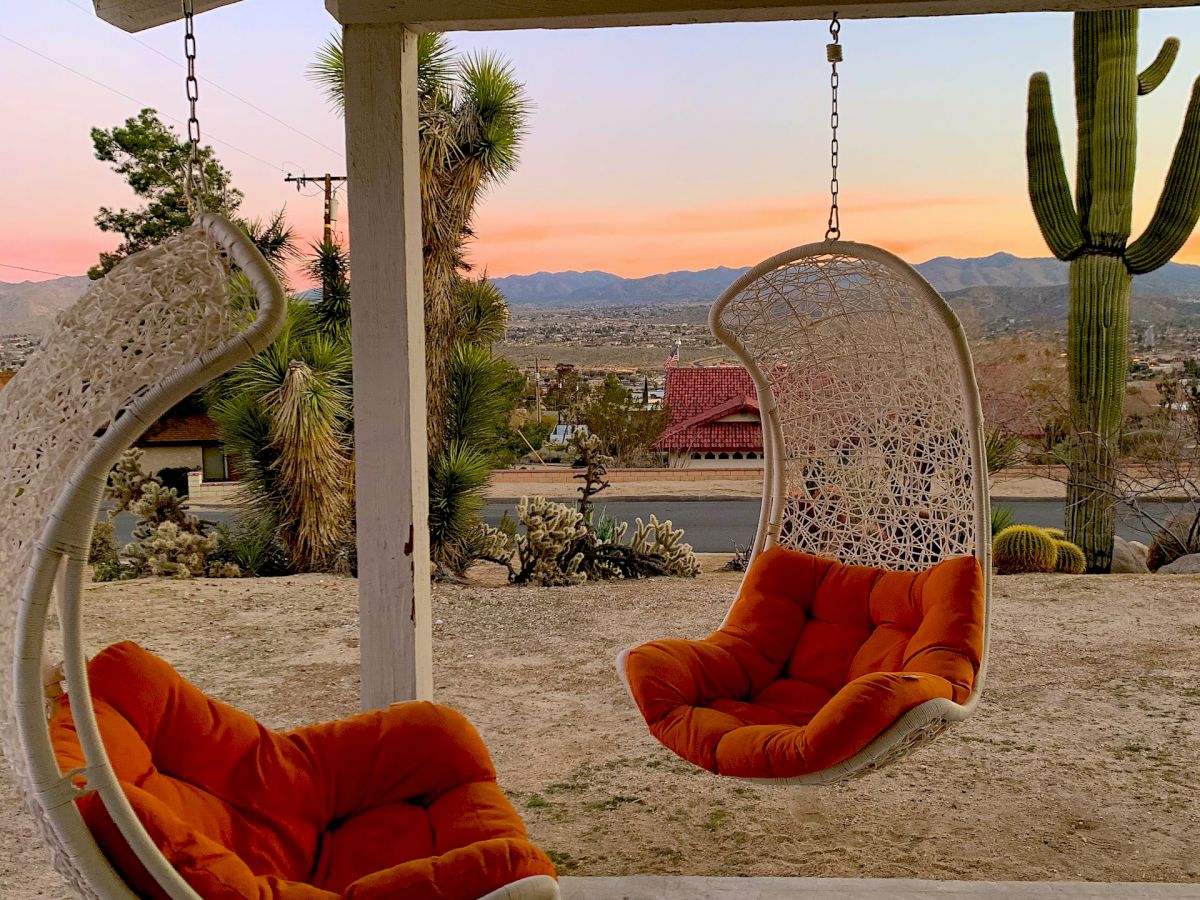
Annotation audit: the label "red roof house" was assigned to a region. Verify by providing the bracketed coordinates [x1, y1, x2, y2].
[654, 366, 763, 465]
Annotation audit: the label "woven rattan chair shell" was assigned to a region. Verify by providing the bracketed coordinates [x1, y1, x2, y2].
[0, 214, 286, 899]
[706, 239, 992, 784]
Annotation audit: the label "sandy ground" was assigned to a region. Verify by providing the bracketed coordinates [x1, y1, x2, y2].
[488, 473, 1068, 501]
[2, 561, 1198, 897]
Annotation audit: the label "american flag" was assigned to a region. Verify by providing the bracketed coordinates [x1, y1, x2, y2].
[665, 341, 680, 368]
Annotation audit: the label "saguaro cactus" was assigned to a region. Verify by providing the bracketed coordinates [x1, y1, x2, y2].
[1027, 11, 1200, 572]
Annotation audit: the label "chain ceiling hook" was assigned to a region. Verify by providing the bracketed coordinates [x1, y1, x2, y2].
[183, 0, 207, 214]
[825, 12, 842, 241]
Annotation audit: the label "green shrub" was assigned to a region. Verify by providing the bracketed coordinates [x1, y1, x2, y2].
[213, 516, 292, 578]
[993, 525, 1058, 574]
[991, 506, 1015, 537]
[89, 519, 119, 568]
[1052, 539, 1086, 574]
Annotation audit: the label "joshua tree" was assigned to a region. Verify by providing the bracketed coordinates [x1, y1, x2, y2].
[1026, 10, 1200, 571]
[208, 299, 355, 573]
[309, 33, 528, 457]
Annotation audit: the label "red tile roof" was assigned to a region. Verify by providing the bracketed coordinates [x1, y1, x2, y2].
[139, 412, 220, 445]
[654, 366, 764, 453]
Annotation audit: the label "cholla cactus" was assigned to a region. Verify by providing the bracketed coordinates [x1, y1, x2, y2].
[630, 515, 701, 577]
[473, 522, 514, 564]
[106, 449, 161, 513]
[123, 521, 224, 579]
[513, 496, 589, 586]
[96, 449, 236, 580]
[129, 480, 194, 532]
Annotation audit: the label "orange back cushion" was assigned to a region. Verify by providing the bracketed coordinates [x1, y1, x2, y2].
[753, 549, 983, 701]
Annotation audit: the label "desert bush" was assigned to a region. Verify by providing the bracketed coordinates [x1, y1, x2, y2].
[993, 525, 1058, 575]
[722, 543, 751, 572]
[985, 429, 1024, 476]
[212, 516, 292, 578]
[1146, 511, 1200, 572]
[991, 506, 1015, 537]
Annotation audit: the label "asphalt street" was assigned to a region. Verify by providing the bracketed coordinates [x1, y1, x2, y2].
[112, 499, 1172, 553]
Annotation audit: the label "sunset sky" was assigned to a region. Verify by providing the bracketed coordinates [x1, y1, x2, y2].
[3, 2, 1200, 286]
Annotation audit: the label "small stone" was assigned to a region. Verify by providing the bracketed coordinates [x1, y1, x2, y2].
[1156, 553, 1200, 575]
[1111, 536, 1149, 574]
[1127, 540, 1150, 560]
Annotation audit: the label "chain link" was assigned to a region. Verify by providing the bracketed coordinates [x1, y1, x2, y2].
[825, 13, 842, 241]
[183, 0, 207, 212]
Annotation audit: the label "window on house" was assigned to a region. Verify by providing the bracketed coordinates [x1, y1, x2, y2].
[746, 452, 758, 460]
[704, 452, 716, 460]
[718, 452, 729, 460]
[202, 446, 229, 482]
[732, 452, 744, 460]
[691, 453, 701, 460]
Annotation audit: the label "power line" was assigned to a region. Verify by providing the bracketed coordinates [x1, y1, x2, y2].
[0, 263, 74, 278]
[57, 0, 345, 159]
[0, 31, 286, 175]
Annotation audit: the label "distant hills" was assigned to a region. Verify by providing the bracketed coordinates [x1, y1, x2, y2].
[6, 252, 1200, 334]
[492, 252, 1200, 306]
[0, 276, 90, 332]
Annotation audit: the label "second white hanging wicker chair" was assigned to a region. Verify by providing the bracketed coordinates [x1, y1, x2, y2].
[619, 240, 991, 784]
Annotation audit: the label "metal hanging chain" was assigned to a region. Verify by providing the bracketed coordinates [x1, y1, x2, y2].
[825, 12, 842, 241]
[183, 0, 208, 212]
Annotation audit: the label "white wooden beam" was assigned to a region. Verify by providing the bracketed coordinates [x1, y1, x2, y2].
[93, 0, 241, 33]
[343, 23, 433, 709]
[326, 0, 1196, 30]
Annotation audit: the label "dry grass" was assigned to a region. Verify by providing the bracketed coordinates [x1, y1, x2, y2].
[2, 564, 1198, 897]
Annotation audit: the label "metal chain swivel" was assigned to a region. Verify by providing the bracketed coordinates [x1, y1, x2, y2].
[825, 12, 842, 241]
[183, 0, 208, 212]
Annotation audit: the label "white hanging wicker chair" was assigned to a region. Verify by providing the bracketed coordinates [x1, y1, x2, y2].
[619, 240, 991, 784]
[0, 214, 287, 898]
[0, 215, 560, 900]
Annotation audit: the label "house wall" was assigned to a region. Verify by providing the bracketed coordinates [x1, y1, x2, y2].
[667, 452, 765, 469]
[139, 446, 203, 473]
[185, 471, 242, 506]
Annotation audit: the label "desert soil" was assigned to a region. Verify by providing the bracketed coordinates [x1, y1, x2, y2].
[2, 560, 1198, 897]
[487, 472, 1066, 501]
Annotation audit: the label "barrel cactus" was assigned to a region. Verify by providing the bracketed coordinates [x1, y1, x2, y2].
[1052, 539, 1087, 574]
[1044, 528, 1066, 540]
[1027, 11, 1200, 572]
[993, 525, 1059, 574]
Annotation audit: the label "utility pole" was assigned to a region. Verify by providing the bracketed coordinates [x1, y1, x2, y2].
[285, 173, 348, 243]
[534, 357, 542, 422]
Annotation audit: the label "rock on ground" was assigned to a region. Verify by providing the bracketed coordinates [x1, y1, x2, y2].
[1157, 553, 1200, 574]
[1112, 535, 1150, 573]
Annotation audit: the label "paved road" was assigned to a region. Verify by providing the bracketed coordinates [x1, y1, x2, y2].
[114, 499, 1179, 554]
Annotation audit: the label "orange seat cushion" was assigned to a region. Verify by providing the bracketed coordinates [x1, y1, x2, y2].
[625, 546, 985, 779]
[49, 641, 556, 899]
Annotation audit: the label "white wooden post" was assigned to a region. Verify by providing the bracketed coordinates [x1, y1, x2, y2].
[342, 23, 433, 708]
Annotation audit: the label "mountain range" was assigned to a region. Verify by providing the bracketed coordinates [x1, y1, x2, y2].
[491, 252, 1200, 306]
[5, 252, 1200, 333]
[0, 276, 90, 332]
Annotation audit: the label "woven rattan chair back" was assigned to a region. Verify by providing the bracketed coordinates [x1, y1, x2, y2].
[0, 214, 285, 899]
